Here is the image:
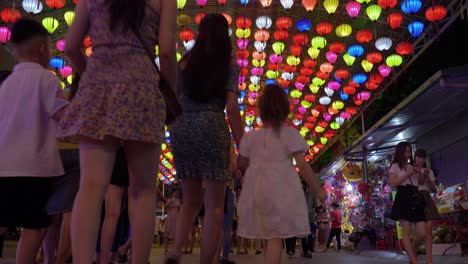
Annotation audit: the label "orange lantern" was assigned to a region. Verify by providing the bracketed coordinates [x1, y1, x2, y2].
[303, 59, 317, 68]
[343, 86, 356, 95]
[259, 0, 273, 8]
[1, 8, 21, 23]
[356, 29, 373, 43]
[319, 62, 333, 74]
[179, 28, 195, 42]
[236, 16, 251, 29]
[305, 94, 316, 102]
[387, 13, 403, 29]
[396, 42, 413, 55]
[311, 109, 320, 118]
[292, 33, 309, 46]
[46, 0, 65, 9]
[329, 42, 345, 53]
[366, 52, 383, 64]
[316, 22, 333, 35]
[274, 29, 289, 41]
[254, 29, 270, 42]
[222, 13, 232, 25]
[335, 69, 349, 80]
[302, 0, 318, 11]
[328, 107, 339, 115]
[300, 68, 314, 76]
[252, 51, 266, 60]
[316, 71, 329, 79]
[290, 45, 302, 56]
[425, 5, 447, 22]
[276, 17, 293, 29]
[238, 82, 246, 90]
[195, 12, 206, 25]
[85, 46, 93, 57]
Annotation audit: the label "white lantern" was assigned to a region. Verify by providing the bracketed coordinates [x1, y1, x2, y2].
[155, 57, 160, 69]
[183, 40, 195, 51]
[228, 28, 232, 37]
[254, 41, 266, 52]
[292, 119, 303, 126]
[256, 16, 272, 29]
[375, 37, 392, 51]
[281, 72, 294, 80]
[319, 96, 332, 105]
[250, 76, 260, 85]
[336, 116, 345, 125]
[324, 87, 334, 97]
[22, 0, 43, 14]
[280, 0, 294, 9]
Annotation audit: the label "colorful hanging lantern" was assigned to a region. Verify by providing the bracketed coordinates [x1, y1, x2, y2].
[196, 0, 208, 7]
[177, 14, 192, 26]
[396, 42, 413, 55]
[375, 37, 392, 51]
[236, 28, 251, 38]
[42, 17, 59, 34]
[254, 41, 266, 52]
[335, 24, 352, 37]
[366, 4, 382, 21]
[179, 29, 195, 42]
[302, 0, 318, 11]
[254, 29, 270, 42]
[308, 47, 320, 59]
[401, 0, 422, 14]
[319, 96, 332, 105]
[240, 0, 250, 5]
[292, 33, 309, 46]
[64, 11, 75, 26]
[297, 19, 312, 32]
[366, 52, 383, 64]
[273, 29, 289, 41]
[281, 0, 294, 9]
[256, 16, 272, 29]
[0, 26, 11, 44]
[328, 81, 340, 90]
[50, 56, 65, 70]
[60, 65, 73, 79]
[332, 100, 344, 110]
[326, 52, 338, 64]
[343, 53, 356, 66]
[353, 73, 367, 84]
[425, 5, 447, 22]
[324, 0, 339, 14]
[361, 60, 373, 72]
[236, 16, 251, 29]
[259, 0, 273, 8]
[329, 42, 345, 53]
[346, 1, 361, 18]
[83, 35, 92, 47]
[356, 29, 373, 43]
[303, 58, 317, 68]
[1, 8, 21, 23]
[312, 77, 325, 86]
[290, 45, 302, 57]
[269, 54, 283, 64]
[195, 12, 206, 25]
[56, 39, 66, 52]
[23, 0, 43, 14]
[311, 36, 327, 49]
[335, 69, 349, 80]
[378, 64, 392, 77]
[387, 13, 403, 29]
[408, 21, 424, 37]
[343, 86, 356, 95]
[218, 0, 227, 5]
[272, 42, 285, 55]
[320, 62, 334, 74]
[386, 54, 403, 67]
[276, 17, 293, 30]
[221, 13, 232, 25]
[45, 0, 65, 9]
[177, 0, 187, 9]
[300, 68, 313, 76]
[347, 45, 364, 57]
[316, 22, 333, 35]
[357, 91, 371, 101]
[237, 39, 248, 49]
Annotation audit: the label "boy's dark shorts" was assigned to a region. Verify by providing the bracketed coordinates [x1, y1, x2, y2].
[0, 177, 54, 229]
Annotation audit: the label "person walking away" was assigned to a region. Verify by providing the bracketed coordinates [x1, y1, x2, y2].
[61, 0, 177, 263]
[236, 84, 326, 264]
[389, 142, 426, 264]
[0, 19, 69, 264]
[285, 237, 297, 257]
[316, 206, 330, 251]
[414, 149, 440, 264]
[325, 203, 342, 252]
[166, 14, 244, 264]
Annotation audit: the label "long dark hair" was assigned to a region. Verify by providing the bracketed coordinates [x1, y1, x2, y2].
[258, 84, 290, 135]
[184, 14, 231, 102]
[109, 0, 145, 32]
[391, 142, 413, 170]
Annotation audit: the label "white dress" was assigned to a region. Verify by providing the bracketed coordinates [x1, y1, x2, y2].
[237, 126, 310, 239]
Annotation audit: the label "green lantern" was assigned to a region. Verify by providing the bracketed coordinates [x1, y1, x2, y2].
[315, 126, 325, 133]
[320, 137, 328, 145]
[311, 36, 327, 49]
[301, 100, 312, 108]
[312, 77, 325, 86]
[366, 5, 382, 21]
[361, 59, 373, 72]
[42, 17, 59, 34]
[266, 70, 279, 79]
[306, 139, 315, 146]
[64, 11, 75, 26]
[290, 89, 302, 98]
[308, 47, 320, 59]
[236, 28, 251, 38]
[343, 53, 356, 66]
[249, 84, 260, 91]
[272, 42, 285, 55]
[252, 59, 265, 67]
[335, 24, 352, 37]
[386, 54, 403, 67]
[176, 52, 182, 62]
[286, 56, 300, 66]
[177, 0, 187, 9]
[330, 122, 340, 130]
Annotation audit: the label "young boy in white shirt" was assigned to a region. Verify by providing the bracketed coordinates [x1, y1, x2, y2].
[0, 19, 69, 264]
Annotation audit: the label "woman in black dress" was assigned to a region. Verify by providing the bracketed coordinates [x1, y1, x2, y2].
[166, 14, 243, 264]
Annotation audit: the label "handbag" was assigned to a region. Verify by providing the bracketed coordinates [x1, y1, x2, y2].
[409, 177, 426, 209]
[131, 27, 182, 125]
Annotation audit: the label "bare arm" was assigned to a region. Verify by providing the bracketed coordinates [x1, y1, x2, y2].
[64, 0, 90, 74]
[226, 91, 243, 146]
[158, 0, 177, 92]
[389, 166, 417, 187]
[293, 153, 326, 201]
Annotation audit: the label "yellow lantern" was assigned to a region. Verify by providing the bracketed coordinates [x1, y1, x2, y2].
[177, 0, 187, 9]
[306, 139, 315, 146]
[356, 0, 371, 3]
[66, 74, 73, 84]
[266, 70, 279, 79]
[301, 100, 312, 108]
[323, 0, 339, 14]
[286, 56, 300, 66]
[311, 36, 327, 49]
[343, 53, 356, 66]
[335, 24, 352, 37]
[312, 77, 325, 86]
[236, 28, 251, 38]
[252, 59, 266, 67]
[309, 84, 320, 94]
[290, 89, 302, 98]
[64, 11, 75, 26]
[315, 126, 325, 133]
[332, 100, 344, 110]
[386, 54, 403, 67]
[177, 14, 192, 26]
[60, 81, 65, 89]
[249, 84, 261, 91]
[42, 17, 59, 34]
[154, 45, 159, 56]
[361, 59, 373, 72]
[176, 52, 182, 62]
[330, 122, 340, 130]
[307, 47, 320, 59]
[366, 4, 382, 21]
[272, 42, 285, 55]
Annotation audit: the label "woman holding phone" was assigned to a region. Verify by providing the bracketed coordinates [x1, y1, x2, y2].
[414, 149, 440, 264]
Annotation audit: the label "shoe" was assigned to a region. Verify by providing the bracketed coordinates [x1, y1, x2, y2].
[165, 256, 180, 264]
[303, 252, 312, 258]
[255, 250, 262, 255]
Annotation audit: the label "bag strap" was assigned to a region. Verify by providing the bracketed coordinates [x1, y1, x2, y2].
[130, 26, 163, 78]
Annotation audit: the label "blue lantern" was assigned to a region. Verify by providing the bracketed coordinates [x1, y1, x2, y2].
[347, 45, 364, 57]
[408, 21, 424, 37]
[240, 0, 249, 4]
[401, 0, 422, 14]
[353, 73, 367, 84]
[239, 105, 244, 111]
[49, 56, 65, 69]
[296, 19, 312, 32]
[340, 91, 349, 101]
[240, 90, 246, 97]
[283, 89, 289, 95]
[265, 79, 276, 85]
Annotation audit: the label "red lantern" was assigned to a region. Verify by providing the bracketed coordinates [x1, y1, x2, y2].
[276, 17, 293, 29]
[240, 68, 249, 76]
[195, 12, 206, 25]
[316, 71, 329, 79]
[343, 86, 356, 95]
[297, 76, 309, 84]
[295, 114, 304, 120]
[292, 33, 308, 46]
[366, 52, 383, 64]
[346, 106, 358, 115]
[179, 29, 195, 42]
[425, 5, 447, 22]
[315, 105, 326, 112]
[365, 81, 379, 90]
[1, 8, 21, 23]
[356, 29, 373, 43]
[83, 35, 92, 47]
[304, 122, 314, 129]
[303, 59, 317, 68]
[335, 69, 349, 80]
[354, 97, 363, 106]
[305, 94, 316, 102]
[46, 0, 65, 9]
[273, 29, 289, 41]
[283, 65, 297, 72]
[378, 0, 397, 9]
[348, 80, 360, 88]
[316, 22, 333, 35]
[218, 0, 227, 5]
[369, 72, 384, 84]
[319, 121, 329, 128]
[387, 13, 403, 29]
[268, 63, 278, 71]
[236, 16, 251, 29]
[307, 116, 317, 123]
[280, 79, 291, 88]
[235, 50, 249, 59]
[300, 67, 313, 76]
[396, 42, 413, 55]
[290, 45, 302, 56]
[329, 42, 345, 53]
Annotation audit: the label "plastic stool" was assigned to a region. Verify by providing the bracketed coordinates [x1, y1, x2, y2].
[376, 240, 386, 250]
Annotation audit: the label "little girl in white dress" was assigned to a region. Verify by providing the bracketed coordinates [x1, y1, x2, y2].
[237, 84, 326, 264]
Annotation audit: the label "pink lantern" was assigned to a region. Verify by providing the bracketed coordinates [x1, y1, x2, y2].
[0, 26, 11, 44]
[251, 67, 264, 76]
[291, 98, 300, 105]
[295, 82, 305, 90]
[357, 91, 371, 101]
[238, 76, 246, 83]
[237, 39, 248, 49]
[326, 51, 338, 64]
[323, 112, 332, 121]
[237, 59, 248, 67]
[340, 112, 351, 119]
[197, 0, 208, 7]
[56, 39, 66, 52]
[248, 91, 258, 98]
[298, 106, 307, 115]
[378, 64, 392, 77]
[59, 65, 73, 78]
[328, 80, 340, 90]
[269, 54, 283, 64]
[346, 1, 361, 18]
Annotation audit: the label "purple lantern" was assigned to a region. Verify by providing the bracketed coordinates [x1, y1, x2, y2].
[251, 67, 264, 76]
[291, 98, 300, 105]
[56, 39, 66, 52]
[340, 112, 351, 119]
[237, 58, 248, 67]
[295, 82, 305, 90]
[326, 51, 338, 64]
[323, 112, 333, 121]
[328, 80, 341, 90]
[357, 91, 371, 101]
[378, 64, 392, 77]
[237, 39, 249, 49]
[298, 106, 307, 115]
[60, 65, 73, 78]
[269, 54, 283, 64]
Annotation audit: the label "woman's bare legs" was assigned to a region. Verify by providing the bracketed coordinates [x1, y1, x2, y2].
[168, 179, 203, 258]
[99, 185, 125, 264]
[412, 221, 426, 260]
[400, 220, 418, 264]
[265, 239, 282, 264]
[56, 212, 72, 264]
[124, 140, 160, 264]
[425, 221, 433, 264]
[43, 214, 62, 264]
[71, 137, 118, 264]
